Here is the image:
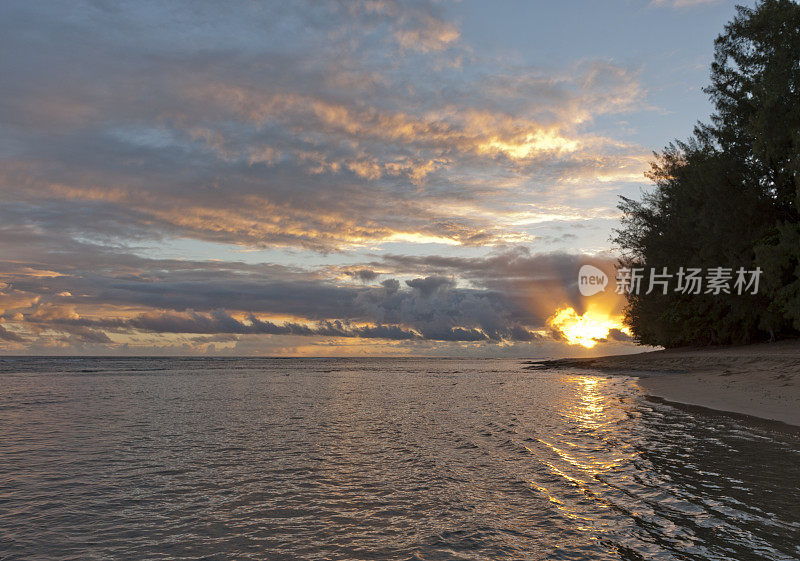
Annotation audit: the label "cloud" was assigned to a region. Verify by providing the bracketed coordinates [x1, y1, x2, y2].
[650, 0, 722, 8]
[405, 276, 455, 297]
[22, 306, 537, 344]
[0, 1, 647, 354]
[0, 234, 591, 348]
[0, 324, 26, 342]
[30, 310, 426, 341]
[0, 0, 650, 253]
[607, 328, 634, 342]
[344, 268, 381, 282]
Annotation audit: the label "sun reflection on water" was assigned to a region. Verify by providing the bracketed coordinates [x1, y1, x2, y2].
[527, 375, 640, 535]
[572, 376, 606, 428]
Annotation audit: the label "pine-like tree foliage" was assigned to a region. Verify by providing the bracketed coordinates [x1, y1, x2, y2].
[614, 0, 800, 347]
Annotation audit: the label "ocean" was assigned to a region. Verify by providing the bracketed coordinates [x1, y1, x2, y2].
[0, 357, 797, 560]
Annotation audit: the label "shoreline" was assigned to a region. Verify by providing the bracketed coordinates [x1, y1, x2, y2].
[526, 340, 800, 426]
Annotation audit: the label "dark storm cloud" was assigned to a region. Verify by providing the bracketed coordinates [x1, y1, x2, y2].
[26, 309, 512, 343]
[29, 310, 422, 341]
[607, 328, 634, 342]
[405, 276, 455, 297]
[1, 232, 553, 344]
[344, 269, 381, 282]
[377, 247, 588, 281]
[371, 247, 620, 315]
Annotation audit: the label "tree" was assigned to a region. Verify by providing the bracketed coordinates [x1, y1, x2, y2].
[614, 0, 800, 347]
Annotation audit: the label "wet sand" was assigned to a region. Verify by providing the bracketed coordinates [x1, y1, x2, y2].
[527, 340, 800, 426]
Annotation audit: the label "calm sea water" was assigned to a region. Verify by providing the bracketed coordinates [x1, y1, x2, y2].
[0, 358, 798, 560]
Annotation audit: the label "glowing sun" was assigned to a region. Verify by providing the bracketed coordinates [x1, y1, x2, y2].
[547, 306, 629, 348]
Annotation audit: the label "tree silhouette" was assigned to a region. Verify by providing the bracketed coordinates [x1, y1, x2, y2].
[614, 0, 800, 347]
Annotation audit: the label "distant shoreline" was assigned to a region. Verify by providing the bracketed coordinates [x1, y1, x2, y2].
[526, 340, 800, 427]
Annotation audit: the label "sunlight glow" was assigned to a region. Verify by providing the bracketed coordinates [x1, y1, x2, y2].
[479, 130, 579, 159]
[547, 306, 628, 348]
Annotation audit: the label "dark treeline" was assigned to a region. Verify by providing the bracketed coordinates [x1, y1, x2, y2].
[615, 0, 800, 347]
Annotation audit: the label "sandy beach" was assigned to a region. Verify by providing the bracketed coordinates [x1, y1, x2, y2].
[528, 340, 800, 426]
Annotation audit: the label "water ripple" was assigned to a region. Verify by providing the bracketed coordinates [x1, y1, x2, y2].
[0, 357, 797, 560]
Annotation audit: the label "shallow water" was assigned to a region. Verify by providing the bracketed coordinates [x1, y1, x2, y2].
[0, 357, 798, 560]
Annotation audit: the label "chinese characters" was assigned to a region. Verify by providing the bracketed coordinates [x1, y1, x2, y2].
[615, 267, 762, 295]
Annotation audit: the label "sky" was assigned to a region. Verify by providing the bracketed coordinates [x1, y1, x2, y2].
[0, 0, 753, 356]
